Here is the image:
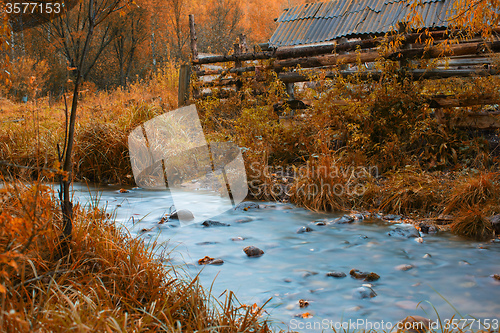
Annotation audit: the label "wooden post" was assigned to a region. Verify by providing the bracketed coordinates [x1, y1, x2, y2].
[178, 64, 191, 107]
[234, 39, 242, 92]
[189, 14, 199, 99]
[189, 14, 198, 61]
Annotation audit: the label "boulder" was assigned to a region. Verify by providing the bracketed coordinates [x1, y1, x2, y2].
[243, 246, 264, 257]
[202, 220, 230, 227]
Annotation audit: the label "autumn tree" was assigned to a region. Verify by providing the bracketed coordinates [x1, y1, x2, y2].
[199, 0, 244, 53]
[112, 3, 149, 86]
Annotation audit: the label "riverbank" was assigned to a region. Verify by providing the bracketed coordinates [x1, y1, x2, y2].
[0, 181, 273, 331]
[1, 67, 500, 242]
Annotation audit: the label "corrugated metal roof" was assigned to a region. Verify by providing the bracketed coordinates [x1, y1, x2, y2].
[269, 0, 456, 47]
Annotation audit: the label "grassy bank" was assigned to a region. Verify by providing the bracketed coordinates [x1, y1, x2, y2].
[0, 180, 273, 332]
[1, 61, 500, 241]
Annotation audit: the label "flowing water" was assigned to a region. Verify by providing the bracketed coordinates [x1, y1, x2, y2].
[73, 183, 500, 332]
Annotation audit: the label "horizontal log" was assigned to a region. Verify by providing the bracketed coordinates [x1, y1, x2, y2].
[193, 51, 273, 65]
[274, 41, 500, 71]
[196, 66, 256, 76]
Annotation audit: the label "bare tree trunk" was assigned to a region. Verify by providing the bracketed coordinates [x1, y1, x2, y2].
[60, 0, 96, 250]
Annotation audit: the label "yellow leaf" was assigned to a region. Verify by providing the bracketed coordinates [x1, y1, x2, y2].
[67, 67, 77, 71]
[0, 284, 6, 294]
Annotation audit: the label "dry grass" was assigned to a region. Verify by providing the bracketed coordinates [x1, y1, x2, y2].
[0, 181, 273, 332]
[364, 167, 448, 217]
[450, 209, 495, 241]
[0, 62, 178, 184]
[443, 172, 500, 215]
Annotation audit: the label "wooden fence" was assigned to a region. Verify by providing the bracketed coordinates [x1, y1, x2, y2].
[179, 16, 500, 128]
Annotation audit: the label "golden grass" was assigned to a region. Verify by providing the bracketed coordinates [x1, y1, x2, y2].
[450, 209, 495, 241]
[443, 172, 500, 215]
[0, 181, 273, 332]
[0, 62, 178, 184]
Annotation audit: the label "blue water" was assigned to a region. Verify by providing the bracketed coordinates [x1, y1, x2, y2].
[73, 183, 500, 332]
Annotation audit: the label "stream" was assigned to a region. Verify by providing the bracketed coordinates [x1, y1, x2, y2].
[72, 183, 500, 332]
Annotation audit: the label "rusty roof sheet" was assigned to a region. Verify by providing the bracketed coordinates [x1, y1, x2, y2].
[269, 0, 456, 47]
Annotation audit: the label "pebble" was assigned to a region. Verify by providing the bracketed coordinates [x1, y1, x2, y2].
[243, 246, 264, 257]
[423, 253, 432, 258]
[395, 264, 414, 271]
[231, 236, 247, 241]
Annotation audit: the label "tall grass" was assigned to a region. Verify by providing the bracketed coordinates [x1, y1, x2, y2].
[0, 180, 273, 332]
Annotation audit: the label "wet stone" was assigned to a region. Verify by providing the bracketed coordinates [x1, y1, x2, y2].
[235, 202, 260, 211]
[395, 264, 415, 271]
[419, 222, 438, 234]
[297, 226, 314, 233]
[326, 271, 347, 278]
[170, 209, 194, 221]
[331, 215, 355, 224]
[231, 236, 247, 241]
[351, 213, 364, 220]
[387, 227, 420, 238]
[202, 220, 230, 227]
[423, 253, 432, 258]
[315, 221, 326, 226]
[493, 274, 500, 281]
[198, 256, 224, 265]
[243, 246, 264, 257]
[350, 269, 380, 281]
